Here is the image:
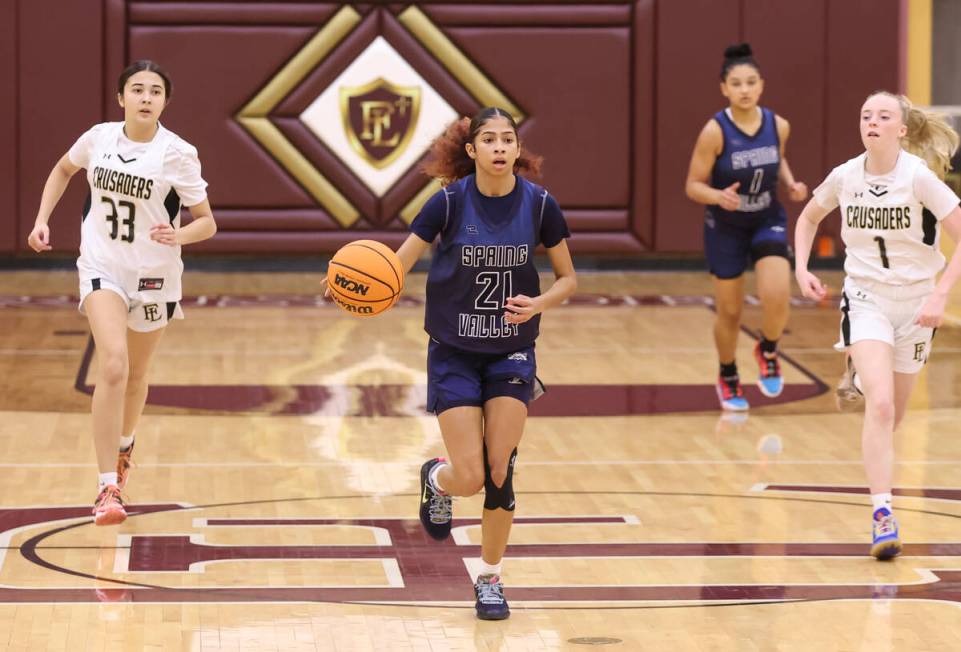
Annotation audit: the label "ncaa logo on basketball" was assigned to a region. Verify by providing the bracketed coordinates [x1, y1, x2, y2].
[334, 272, 370, 296]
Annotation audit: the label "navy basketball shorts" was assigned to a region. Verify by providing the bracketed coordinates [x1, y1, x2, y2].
[703, 207, 790, 280]
[426, 338, 538, 415]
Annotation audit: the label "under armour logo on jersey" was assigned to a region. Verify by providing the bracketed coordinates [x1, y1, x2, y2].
[102, 153, 112, 159]
[143, 304, 162, 322]
[466, 225, 478, 234]
[138, 278, 164, 291]
[869, 185, 888, 198]
[853, 191, 864, 199]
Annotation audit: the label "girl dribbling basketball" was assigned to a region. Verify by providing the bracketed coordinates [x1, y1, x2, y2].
[27, 60, 217, 525]
[395, 107, 576, 619]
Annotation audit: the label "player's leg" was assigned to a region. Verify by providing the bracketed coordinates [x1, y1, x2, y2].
[117, 324, 166, 489]
[706, 219, 750, 410]
[419, 339, 485, 540]
[849, 339, 901, 559]
[471, 396, 526, 620]
[83, 287, 130, 525]
[751, 223, 791, 397]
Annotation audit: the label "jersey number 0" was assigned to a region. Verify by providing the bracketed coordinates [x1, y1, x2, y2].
[101, 197, 135, 242]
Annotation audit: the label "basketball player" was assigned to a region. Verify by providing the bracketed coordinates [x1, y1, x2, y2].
[394, 108, 575, 619]
[27, 60, 216, 525]
[795, 91, 961, 559]
[685, 43, 808, 411]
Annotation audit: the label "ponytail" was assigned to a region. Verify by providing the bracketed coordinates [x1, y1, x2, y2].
[871, 91, 959, 180]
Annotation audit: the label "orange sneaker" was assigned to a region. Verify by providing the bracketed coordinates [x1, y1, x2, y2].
[117, 440, 135, 490]
[93, 485, 127, 526]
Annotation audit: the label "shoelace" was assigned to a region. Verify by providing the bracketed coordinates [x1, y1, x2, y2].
[721, 377, 742, 399]
[428, 493, 452, 523]
[96, 486, 125, 509]
[476, 577, 505, 604]
[761, 354, 780, 378]
[876, 515, 897, 537]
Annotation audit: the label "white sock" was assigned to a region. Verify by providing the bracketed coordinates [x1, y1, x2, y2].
[99, 472, 119, 490]
[429, 462, 448, 494]
[477, 560, 502, 581]
[119, 434, 135, 450]
[871, 493, 893, 513]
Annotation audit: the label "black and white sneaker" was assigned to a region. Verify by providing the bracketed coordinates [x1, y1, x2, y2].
[474, 574, 510, 620]
[419, 458, 452, 540]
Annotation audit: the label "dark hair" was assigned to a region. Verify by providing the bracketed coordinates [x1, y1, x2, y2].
[720, 43, 760, 81]
[421, 107, 543, 185]
[117, 60, 172, 99]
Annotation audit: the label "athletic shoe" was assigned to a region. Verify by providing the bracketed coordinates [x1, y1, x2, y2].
[419, 458, 452, 541]
[871, 507, 902, 560]
[836, 355, 864, 411]
[116, 440, 135, 490]
[474, 573, 510, 620]
[716, 375, 749, 411]
[93, 485, 127, 526]
[754, 342, 784, 397]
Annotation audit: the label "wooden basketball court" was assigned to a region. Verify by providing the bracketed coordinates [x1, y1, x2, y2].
[1, 268, 960, 650]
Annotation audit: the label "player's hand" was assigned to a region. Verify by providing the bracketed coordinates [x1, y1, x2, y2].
[716, 182, 741, 211]
[320, 276, 331, 299]
[150, 224, 179, 246]
[795, 269, 828, 301]
[787, 181, 809, 202]
[504, 294, 540, 325]
[27, 223, 51, 253]
[916, 291, 946, 328]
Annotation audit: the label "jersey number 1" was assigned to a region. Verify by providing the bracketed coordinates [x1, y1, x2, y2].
[102, 197, 135, 242]
[873, 236, 890, 269]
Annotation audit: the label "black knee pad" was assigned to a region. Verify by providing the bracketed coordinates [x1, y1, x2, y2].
[483, 445, 517, 511]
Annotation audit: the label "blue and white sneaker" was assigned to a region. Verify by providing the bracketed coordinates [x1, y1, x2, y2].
[716, 375, 749, 411]
[754, 343, 784, 397]
[871, 507, 902, 560]
[419, 458, 452, 541]
[474, 574, 510, 620]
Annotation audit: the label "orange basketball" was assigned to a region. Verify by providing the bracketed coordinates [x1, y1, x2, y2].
[327, 240, 404, 317]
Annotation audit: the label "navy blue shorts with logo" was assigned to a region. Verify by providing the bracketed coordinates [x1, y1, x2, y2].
[426, 338, 538, 414]
[703, 206, 790, 280]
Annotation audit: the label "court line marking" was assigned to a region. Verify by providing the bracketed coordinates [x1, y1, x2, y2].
[4, 460, 961, 468]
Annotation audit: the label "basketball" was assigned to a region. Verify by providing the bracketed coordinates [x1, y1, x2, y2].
[326, 240, 405, 317]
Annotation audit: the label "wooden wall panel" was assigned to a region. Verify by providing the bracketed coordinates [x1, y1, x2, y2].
[4, 1, 903, 256]
[17, 0, 104, 255]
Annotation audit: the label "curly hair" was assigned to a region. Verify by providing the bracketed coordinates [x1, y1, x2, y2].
[420, 107, 543, 186]
[869, 91, 960, 180]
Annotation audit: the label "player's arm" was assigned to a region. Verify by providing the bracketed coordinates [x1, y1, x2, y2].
[685, 120, 739, 210]
[793, 197, 834, 300]
[775, 115, 808, 202]
[28, 153, 82, 252]
[396, 233, 432, 276]
[504, 240, 576, 325]
[917, 205, 961, 327]
[177, 199, 217, 245]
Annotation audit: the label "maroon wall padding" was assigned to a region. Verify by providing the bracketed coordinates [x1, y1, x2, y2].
[446, 27, 632, 207]
[17, 0, 105, 255]
[0, 1, 16, 252]
[655, 0, 739, 252]
[6, 1, 903, 256]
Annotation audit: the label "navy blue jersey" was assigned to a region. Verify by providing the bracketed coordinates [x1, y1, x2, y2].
[709, 107, 783, 221]
[411, 174, 569, 353]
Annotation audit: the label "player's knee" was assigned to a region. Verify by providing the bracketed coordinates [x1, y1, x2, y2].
[865, 395, 895, 425]
[98, 350, 129, 387]
[483, 447, 517, 511]
[458, 464, 486, 496]
[716, 302, 742, 324]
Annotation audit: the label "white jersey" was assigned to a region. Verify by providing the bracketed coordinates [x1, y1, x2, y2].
[814, 151, 960, 285]
[68, 122, 208, 304]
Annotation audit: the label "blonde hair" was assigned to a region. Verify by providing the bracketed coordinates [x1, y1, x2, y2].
[869, 91, 959, 180]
